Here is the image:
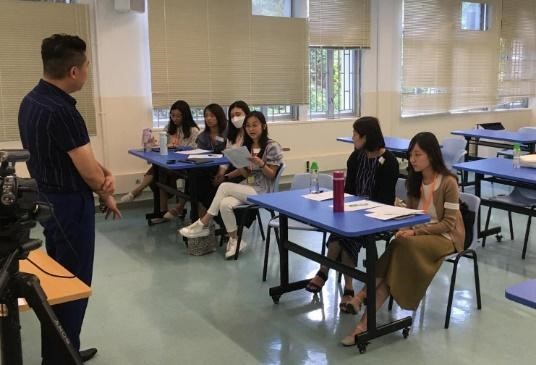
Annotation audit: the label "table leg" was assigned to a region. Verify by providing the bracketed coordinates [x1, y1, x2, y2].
[475, 172, 501, 239]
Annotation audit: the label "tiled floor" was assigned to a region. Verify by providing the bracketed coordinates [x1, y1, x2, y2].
[19, 182, 536, 364]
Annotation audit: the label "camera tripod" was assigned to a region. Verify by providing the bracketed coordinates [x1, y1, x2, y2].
[0, 239, 82, 365]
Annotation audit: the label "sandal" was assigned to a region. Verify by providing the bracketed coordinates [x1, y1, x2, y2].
[345, 295, 364, 315]
[305, 270, 328, 294]
[339, 289, 355, 313]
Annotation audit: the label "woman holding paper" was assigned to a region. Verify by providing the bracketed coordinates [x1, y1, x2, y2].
[305, 117, 399, 312]
[180, 111, 283, 259]
[341, 132, 464, 346]
[212, 100, 250, 186]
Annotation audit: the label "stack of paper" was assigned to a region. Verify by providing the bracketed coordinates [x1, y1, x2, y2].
[302, 191, 351, 201]
[364, 205, 424, 220]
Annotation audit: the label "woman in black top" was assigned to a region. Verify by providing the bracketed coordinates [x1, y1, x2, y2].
[305, 117, 399, 313]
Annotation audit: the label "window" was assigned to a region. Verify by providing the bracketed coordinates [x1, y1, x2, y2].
[252, 0, 291, 17]
[401, 0, 531, 117]
[461, 1, 488, 31]
[152, 107, 204, 129]
[309, 48, 359, 119]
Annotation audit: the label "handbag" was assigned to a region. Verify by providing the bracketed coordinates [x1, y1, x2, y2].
[186, 224, 216, 256]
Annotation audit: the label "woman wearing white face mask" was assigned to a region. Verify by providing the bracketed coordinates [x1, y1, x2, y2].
[213, 100, 250, 186]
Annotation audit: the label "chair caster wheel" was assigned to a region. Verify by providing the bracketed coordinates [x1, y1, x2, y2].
[402, 327, 410, 338]
[358, 343, 367, 354]
[272, 295, 280, 304]
[495, 234, 503, 242]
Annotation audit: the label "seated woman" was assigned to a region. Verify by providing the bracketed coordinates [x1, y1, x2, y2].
[212, 100, 250, 186]
[192, 103, 229, 217]
[160, 101, 201, 219]
[120, 101, 199, 217]
[305, 116, 399, 313]
[341, 132, 465, 346]
[179, 111, 283, 259]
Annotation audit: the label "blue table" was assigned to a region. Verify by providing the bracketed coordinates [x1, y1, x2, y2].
[453, 158, 536, 243]
[337, 136, 411, 158]
[451, 129, 536, 155]
[505, 279, 536, 309]
[248, 189, 429, 353]
[128, 149, 228, 224]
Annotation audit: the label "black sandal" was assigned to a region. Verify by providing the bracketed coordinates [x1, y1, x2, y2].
[339, 289, 355, 313]
[345, 295, 364, 315]
[305, 270, 328, 293]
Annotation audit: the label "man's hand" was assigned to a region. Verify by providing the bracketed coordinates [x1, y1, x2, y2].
[100, 195, 122, 220]
[99, 175, 115, 195]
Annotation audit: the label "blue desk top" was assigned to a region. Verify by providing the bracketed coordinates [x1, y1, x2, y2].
[505, 279, 536, 309]
[128, 149, 228, 170]
[248, 189, 429, 238]
[451, 129, 536, 144]
[453, 158, 536, 184]
[337, 136, 411, 154]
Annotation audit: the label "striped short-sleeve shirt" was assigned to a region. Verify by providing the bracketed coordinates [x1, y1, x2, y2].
[18, 79, 91, 193]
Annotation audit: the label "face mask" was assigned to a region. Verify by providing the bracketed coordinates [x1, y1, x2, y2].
[231, 115, 245, 129]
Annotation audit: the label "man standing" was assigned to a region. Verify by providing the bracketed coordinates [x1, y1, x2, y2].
[19, 34, 120, 364]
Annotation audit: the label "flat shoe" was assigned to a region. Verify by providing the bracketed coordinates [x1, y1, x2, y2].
[340, 335, 356, 347]
[339, 289, 355, 313]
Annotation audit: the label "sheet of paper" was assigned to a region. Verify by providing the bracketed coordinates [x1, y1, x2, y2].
[343, 200, 385, 211]
[187, 153, 222, 160]
[302, 191, 351, 201]
[365, 205, 424, 220]
[222, 146, 251, 168]
[175, 149, 212, 155]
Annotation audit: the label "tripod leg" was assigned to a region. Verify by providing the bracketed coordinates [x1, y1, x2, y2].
[1, 289, 23, 365]
[14, 272, 83, 365]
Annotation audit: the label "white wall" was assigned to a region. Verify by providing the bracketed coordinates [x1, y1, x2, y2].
[3, 0, 534, 191]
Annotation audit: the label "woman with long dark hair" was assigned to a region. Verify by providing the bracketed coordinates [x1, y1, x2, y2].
[341, 132, 465, 346]
[180, 111, 283, 259]
[305, 116, 399, 313]
[120, 100, 199, 216]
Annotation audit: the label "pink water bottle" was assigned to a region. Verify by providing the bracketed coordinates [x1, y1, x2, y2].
[333, 171, 345, 212]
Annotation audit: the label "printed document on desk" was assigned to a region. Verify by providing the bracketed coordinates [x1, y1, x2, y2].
[365, 205, 424, 220]
[188, 153, 223, 160]
[223, 146, 251, 168]
[343, 200, 384, 211]
[175, 149, 211, 155]
[302, 191, 351, 201]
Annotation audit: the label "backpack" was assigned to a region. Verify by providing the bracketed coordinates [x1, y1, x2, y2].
[459, 199, 475, 250]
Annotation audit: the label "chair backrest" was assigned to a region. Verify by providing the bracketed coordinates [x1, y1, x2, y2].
[395, 177, 407, 201]
[459, 192, 480, 250]
[441, 138, 467, 171]
[290, 173, 333, 190]
[272, 163, 286, 192]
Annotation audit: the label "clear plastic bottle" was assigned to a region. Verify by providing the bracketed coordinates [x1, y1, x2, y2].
[513, 143, 521, 169]
[309, 161, 320, 193]
[159, 131, 168, 155]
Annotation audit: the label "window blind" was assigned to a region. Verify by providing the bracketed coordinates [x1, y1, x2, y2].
[148, 0, 308, 108]
[0, 1, 95, 142]
[309, 0, 370, 48]
[498, 0, 536, 102]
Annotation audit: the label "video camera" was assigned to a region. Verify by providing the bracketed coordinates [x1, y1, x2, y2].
[0, 149, 51, 257]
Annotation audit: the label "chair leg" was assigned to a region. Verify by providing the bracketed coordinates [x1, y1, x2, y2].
[263, 226, 272, 282]
[320, 232, 327, 256]
[388, 295, 394, 311]
[471, 251, 482, 310]
[483, 207, 492, 247]
[337, 271, 342, 284]
[445, 257, 460, 329]
[257, 210, 265, 241]
[234, 211, 249, 260]
[521, 213, 533, 259]
[508, 211, 514, 240]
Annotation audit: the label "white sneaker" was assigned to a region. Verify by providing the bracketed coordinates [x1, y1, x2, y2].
[179, 219, 210, 238]
[120, 192, 136, 203]
[225, 238, 247, 259]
